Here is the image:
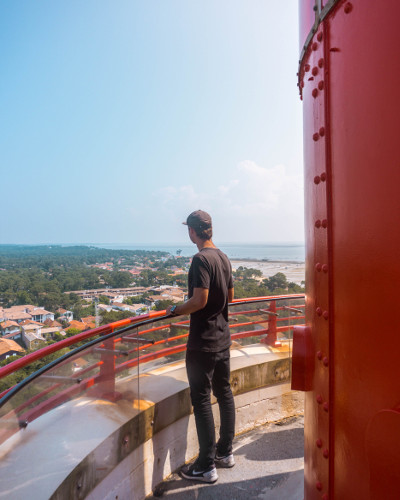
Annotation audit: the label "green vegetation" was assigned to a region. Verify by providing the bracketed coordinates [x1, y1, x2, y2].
[233, 268, 304, 298]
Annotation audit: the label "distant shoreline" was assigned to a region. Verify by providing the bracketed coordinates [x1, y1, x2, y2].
[230, 258, 305, 265]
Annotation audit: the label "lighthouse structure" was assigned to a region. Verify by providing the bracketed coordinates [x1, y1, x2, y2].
[293, 1, 400, 499]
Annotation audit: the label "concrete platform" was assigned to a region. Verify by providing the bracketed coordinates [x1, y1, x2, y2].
[147, 415, 304, 500]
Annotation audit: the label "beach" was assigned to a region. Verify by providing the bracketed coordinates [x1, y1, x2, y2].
[231, 259, 305, 285]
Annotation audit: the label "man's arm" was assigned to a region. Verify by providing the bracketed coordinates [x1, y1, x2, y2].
[228, 287, 234, 303]
[166, 287, 208, 316]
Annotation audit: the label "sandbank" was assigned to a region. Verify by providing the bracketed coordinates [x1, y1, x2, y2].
[231, 259, 305, 285]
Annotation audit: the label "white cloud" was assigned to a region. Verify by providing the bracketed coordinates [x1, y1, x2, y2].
[151, 160, 304, 243]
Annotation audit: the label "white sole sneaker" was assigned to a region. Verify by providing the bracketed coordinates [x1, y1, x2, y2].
[180, 464, 218, 483]
[215, 454, 235, 468]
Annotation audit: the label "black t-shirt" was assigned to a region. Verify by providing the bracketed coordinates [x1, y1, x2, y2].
[187, 247, 233, 352]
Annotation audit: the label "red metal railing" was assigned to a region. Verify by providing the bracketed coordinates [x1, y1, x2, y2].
[0, 294, 304, 385]
[0, 295, 304, 441]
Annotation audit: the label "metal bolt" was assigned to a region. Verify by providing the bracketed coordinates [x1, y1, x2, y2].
[316, 307, 322, 316]
[316, 481, 323, 491]
[317, 32, 323, 42]
[323, 449, 329, 459]
[316, 394, 323, 404]
[318, 58, 324, 68]
[323, 356, 329, 366]
[318, 80, 324, 91]
[315, 220, 322, 228]
[322, 219, 328, 228]
[305, 64, 310, 72]
[316, 438, 323, 448]
[312, 67, 319, 76]
[322, 264, 328, 273]
[323, 402, 329, 412]
[344, 2, 353, 14]
[315, 263, 322, 272]
[317, 350, 323, 360]
[320, 172, 327, 182]
[312, 88, 318, 98]
[312, 42, 318, 51]
[314, 175, 321, 183]
[323, 311, 329, 320]
[313, 133, 320, 142]
[319, 127, 325, 136]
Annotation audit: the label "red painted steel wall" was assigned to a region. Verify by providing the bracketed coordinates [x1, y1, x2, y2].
[298, 1, 400, 499]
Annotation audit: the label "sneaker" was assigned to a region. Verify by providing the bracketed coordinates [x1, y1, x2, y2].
[180, 462, 218, 483]
[215, 453, 235, 468]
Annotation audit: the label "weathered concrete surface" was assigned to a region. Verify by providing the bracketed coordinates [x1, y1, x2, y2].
[147, 416, 304, 499]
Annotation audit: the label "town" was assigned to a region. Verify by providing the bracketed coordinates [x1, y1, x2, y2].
[0, 245, 303, 366]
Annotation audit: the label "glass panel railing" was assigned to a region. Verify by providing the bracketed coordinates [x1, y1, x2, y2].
[0, 295, 304, 498]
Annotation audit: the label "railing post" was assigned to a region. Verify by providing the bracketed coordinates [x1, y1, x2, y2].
[95, 338, 122, 401]
[261, 300, 281, 347]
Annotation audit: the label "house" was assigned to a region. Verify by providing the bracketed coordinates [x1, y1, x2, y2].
[21, 330, 45, 350]
[0, 338, 25, 362]
[27, 308, 54, 323]
[98, 304, 112, 313]
[0, 320, 21, 337]
[43, 319, 62, 328]
[41, 327, 63, 341]
[67, 321, 88, 332]
[56, 308, 73, 323]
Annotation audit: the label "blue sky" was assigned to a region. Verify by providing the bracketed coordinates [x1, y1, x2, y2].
[1, 1, 303, 245]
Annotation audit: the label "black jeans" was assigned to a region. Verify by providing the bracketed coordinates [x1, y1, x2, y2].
[186, 347, 235, 468]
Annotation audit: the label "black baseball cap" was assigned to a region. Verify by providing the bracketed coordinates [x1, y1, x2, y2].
[183, 210, 212, 230]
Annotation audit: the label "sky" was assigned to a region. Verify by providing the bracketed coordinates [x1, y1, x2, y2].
[0, 1, 304, 246]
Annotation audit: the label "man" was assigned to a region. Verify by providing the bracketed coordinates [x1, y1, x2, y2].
[166, 210, 235, 484]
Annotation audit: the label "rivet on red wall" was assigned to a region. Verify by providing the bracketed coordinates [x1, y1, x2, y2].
[312, 88, 318, 98]
[318, 58, 324, 68]
[322, 219, 328, 228]
[323, 449, 329, 459]
[313, 133, 320, 142]
[317, 32, 323, 42]
[316, 307, 322, 316]
[305, 64, 310, 72]
[318, 80, 324, 91]
[316, 438, 323, 448]
[315, 263, 322, 272]
[322, 264, 328, 273]
[322, 494, 329, 500]
[319, 127, 325, 136]
[320, 172, 327, 182]
[315, 220, 322, 228]
[316, 394, 323, 404]
[323, 402, 329, 412]
[323, 311, 329, 320]
[314, 175, 321, 183]
[312, 67, 319, 76]
[323, 356, 329, 366]
[316, 481, 323, 491]
[312, 42, 318, 51]
[317, 350, 323, 360]
[344, 2, 353, 14]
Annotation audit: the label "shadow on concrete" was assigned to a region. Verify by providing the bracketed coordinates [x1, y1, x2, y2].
[235, 426, 304, 461]
[149, 470, 303, 499]
[147, 417, 304, 500]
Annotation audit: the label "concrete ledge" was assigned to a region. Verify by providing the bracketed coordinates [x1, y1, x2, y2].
[53, 346, 303, 500]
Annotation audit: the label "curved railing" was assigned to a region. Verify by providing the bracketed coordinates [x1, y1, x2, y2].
[0, 294, 304, 499]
